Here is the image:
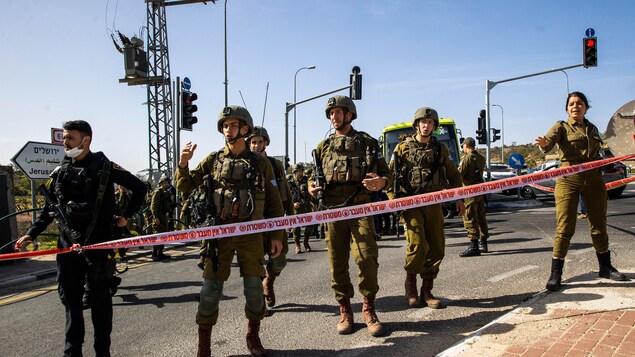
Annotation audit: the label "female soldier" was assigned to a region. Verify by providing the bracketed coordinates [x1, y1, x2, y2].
[535, 91, 627, 291]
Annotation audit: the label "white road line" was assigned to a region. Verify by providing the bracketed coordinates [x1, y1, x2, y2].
[487, 265, 538, 283]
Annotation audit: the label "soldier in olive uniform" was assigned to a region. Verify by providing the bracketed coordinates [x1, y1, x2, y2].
[247, 125, 293, 308]
[535, 91, 627, 292]
[289, 163, 314, 253]
[308, 95, 392, 337]
[457, 137, 489, 257]
[388, 107, 465, 309]
[175, 105, 285, 357]
[150, 175, 172, 261]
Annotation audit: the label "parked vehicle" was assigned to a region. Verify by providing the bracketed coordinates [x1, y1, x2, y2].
[520, 152, 627, 200]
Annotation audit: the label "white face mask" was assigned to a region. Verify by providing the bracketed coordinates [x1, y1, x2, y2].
[65, 146, 83, 158]
[65, 138, 85, 158]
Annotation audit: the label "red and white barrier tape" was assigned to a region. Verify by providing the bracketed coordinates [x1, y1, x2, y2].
[2, 154, 634, 261]
[529, 169, 635, 193]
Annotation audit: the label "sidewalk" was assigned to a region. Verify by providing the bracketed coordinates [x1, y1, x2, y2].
[438, 272, 635, 357]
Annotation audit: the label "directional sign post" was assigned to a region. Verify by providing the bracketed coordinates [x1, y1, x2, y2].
[11, 141, 65, 222]
[11, 141, 65, 180]
[508, 153, 525, 170]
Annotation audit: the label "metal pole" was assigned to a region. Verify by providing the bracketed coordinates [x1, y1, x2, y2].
[485, 81, 492, 180]
[223, 0, 228, 106]
[559, 69, 570, 96]
[174, 77, 180, 221]
[284, 107, 289, 166]
[491, 104, 504, 161]
[293, 66, 315, 164]
[30, 180, 36, 223]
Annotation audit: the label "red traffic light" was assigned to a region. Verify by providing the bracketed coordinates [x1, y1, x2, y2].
[585, 39, 595, 47]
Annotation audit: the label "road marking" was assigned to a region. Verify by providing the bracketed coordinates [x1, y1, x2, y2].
[0, 286, 56, 306]
[336, 340, 389, 357]
[487, 265, 538, 283]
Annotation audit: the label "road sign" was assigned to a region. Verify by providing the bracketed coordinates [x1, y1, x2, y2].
[182, 77, 191, 91]
[508, 153, 525, 169]
[585, 28, 595, 37]
[11, 141, 65, 180]
[51, 128, 64, 144]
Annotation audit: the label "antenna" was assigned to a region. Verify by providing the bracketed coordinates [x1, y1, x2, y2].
[238, 90, 248, 109]
[261, 82, 269, 127]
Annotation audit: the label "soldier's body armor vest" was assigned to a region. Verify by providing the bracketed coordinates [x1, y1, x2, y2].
[322, 133, 376, 184]
[401, 137, 447, 194]
[54, 152, 110, 233]
[211, 151, 266, 221]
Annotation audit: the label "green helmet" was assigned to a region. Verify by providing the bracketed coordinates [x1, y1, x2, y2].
[217, 105, 254, 135]
[412, 107, 439, 130]
[247, 126, 270, 143]
[293, 163, 305, 172]
[463, 137, 476, 148]
[325, 95, 357, 120]
[159, 174, 170, 184]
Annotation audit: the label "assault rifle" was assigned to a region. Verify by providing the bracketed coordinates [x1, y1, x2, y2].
[201, 174, 219, 272]
[311, 149, 326, 211]
[38, 184, 82, 248]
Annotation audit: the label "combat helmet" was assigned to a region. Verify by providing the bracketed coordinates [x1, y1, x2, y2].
[463, 137, 476, 148]
[412, 107, 439, 130]
[159, 174, 170, 184]
[247, 126, 270, 143]
[325, 95, 357, 120]
[217, 105, 254, 135]
[293, 163, 305, 172]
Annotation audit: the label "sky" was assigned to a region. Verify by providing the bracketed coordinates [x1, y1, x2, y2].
[1, 0, 634, 176]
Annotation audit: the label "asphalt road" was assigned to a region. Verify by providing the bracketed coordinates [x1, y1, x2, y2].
[2, 185, 634, 357]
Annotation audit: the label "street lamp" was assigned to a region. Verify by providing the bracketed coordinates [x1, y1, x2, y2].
[491, 104, 504, 161]
[559, 69, 570, 96]
[293, 65, 316, 164]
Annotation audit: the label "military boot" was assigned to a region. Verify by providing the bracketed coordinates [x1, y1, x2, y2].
[362, 295, 384, 337]
[478, 239, 488, 253]
[459, 240, 481, 257]
[294, 238, 302, 254]
[197, 324, 212, 357]
[546, 258, 565, 291]
[263, 275, 276, 308]
[421, 278, 443, 309]
[246, 319, 265, 357]
[303, 236, 312, 252]
[596, 251, 627, 281]
[336, 298, 354, 334]
[404, 272, 419, 308]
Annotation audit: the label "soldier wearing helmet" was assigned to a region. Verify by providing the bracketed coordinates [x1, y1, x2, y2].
[309, 95, 392, 337]
[247, 125, 293, 309]
[289, 163, 315, 253]
[175, 105, 285, 357]
[457, 137, 489, 257]
[388, 106, 465, 310]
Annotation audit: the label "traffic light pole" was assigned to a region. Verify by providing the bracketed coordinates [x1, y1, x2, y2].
[484, 63, 584, 179]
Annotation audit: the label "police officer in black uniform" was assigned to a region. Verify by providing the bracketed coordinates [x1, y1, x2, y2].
[17, 120, 147, 357]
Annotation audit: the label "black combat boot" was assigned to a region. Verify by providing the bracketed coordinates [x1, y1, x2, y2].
[546, 258, 565, 291]
[197, 324, 212, 357]
[478, 239, 488, 253]
[596, 251, 627, 281]
[459, 240, 481, 257]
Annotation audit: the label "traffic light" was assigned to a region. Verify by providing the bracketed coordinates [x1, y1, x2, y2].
[476, 109, 487, 145]
[583, 37, 597, 68]
[349, 66, 362, 100]
[181, 91, 198, 131]
[491, 128, 501, 142]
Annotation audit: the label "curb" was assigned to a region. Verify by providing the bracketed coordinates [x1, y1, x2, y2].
[0, 268, 58, 289]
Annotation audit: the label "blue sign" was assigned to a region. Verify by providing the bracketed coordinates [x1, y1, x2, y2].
[508, 153, 525, 169]
[182, 77, 191, 91]
[585, 28, 595, 37]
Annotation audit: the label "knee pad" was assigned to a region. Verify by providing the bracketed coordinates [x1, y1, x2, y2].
[199, 279, 223, 317]
[243, 276, 264, 313]
[268, 255, 287, 276]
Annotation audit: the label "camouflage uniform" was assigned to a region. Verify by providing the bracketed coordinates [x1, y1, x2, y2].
[150, 179, 172, 260]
